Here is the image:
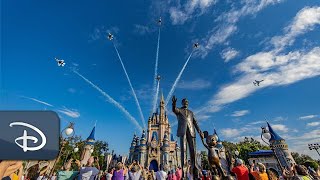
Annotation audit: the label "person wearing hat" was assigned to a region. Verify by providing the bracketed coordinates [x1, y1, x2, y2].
[230, 158, 249, 180]
[250, 163, 268, 180]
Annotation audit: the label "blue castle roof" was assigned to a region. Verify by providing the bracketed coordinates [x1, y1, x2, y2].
[249, 150, 274, 156]
[267, 122, 284, 142]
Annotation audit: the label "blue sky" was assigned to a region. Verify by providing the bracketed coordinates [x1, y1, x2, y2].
[1, 0, 320, 159]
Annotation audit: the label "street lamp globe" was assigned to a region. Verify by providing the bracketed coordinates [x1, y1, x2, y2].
[261, 127, 271, 140]
[65, 128, 74, 136]
[90, 149, 94, 153]
[262, 132, 271, 140]
[74, 147, 79, 153]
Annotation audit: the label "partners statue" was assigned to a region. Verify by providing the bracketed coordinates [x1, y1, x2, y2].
[201, 131, 227, 178]
[172, 96, 204, 179]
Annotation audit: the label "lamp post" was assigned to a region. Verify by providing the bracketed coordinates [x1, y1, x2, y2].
[308, 143, 320, 156]
[260, 126, 284, 172]
[48, 122, 75, 177]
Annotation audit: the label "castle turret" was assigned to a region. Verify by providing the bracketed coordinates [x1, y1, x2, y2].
[81, 126, 96, 166]
[267, 122, 295, 169]
[139, 130, 147, 166]
[129, 134, 137, 163]
[162, 132, 170, 166]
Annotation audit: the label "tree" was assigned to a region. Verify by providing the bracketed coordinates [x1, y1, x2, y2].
[200, 151, 210, 170]
[54, 136, 109, 171]
[222, 137, 270, 164]
[291, 152, 319, 170]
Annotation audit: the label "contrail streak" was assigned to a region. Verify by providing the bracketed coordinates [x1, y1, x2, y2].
[165, 51, 194, 106]
[112, 42, 146, 129]
[73, 70, 142, 132]
[152, 80, 160, 113]
[152, 28, 161, 113]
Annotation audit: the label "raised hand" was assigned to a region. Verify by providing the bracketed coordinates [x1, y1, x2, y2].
[172, 96, 177, 104]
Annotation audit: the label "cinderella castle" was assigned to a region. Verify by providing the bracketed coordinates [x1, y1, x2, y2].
[128, 94, 181, 171]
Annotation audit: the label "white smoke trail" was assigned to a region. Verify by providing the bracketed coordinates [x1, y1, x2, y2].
[152, 80, 160, 113]
[165, 51, 194, 106]
[152, 28, 161, 113]
[72, 70, 143, 132]
[112, 43, 146, 129]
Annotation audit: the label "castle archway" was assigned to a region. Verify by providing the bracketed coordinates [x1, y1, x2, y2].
[149, 160, 159, 172]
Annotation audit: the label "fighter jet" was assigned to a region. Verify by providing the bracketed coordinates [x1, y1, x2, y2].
[55, 58, 65, 67]
[158, 17, 162, 25]
[156, 75, 161, 81]
[107, 33, 113, 40]
[253, 80, 264, 86]
[193, 43, 199, 49]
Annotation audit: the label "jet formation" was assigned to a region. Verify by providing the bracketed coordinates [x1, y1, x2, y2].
[253, 80, 264, 86]
[193, 43, 199, 49]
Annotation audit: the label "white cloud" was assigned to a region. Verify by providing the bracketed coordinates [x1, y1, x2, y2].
[270, 124, 288, 133]
[169, 7, 189, 25]
[271, 6, 320, 51]
[299, 115, 318, 120]
[134, 24, 151, 35]
[198, 0, 283, 57]
[273, 116, 287, 122]
[58, 107, 80, 118]
[169, 0, 217, 25]
[21, 96, 53, 107]
[177, 79, 211, 90]
[221, 128, 242, 138]
[230, 110, 250, 117]
[197, 6, 320, 115]
[221, 47, 240, 62]
[307, 122, 320, 127]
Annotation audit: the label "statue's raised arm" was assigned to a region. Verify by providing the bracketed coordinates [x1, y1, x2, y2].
[172, 95, 180, 114]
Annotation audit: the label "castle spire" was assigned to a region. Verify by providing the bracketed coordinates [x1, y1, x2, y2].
[160, 92, 165, 103]
[86, 125, 96, 145]
[267, 122, 284, 142]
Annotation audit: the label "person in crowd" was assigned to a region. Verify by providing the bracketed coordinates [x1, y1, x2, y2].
[106, 168, 114, 180]
[291, 165, 313, 180]
[128, 161, 142, 180]
[187, 165, 193, 180]
[0, 161, 23, 180]
[78, 156, 100, 180]
[201, 170, 211, 180]
[57, 159, 79, 180]
[112, 162, 127, 180]
[230, 158, 249, 180]
[175, 167, 182, 180]
[169, 169, 177, 180]
[139, 168, 147, 180]
[266, 169, 278, 180]
[250, 163, 268, 180]
[155, 164, 167, 180]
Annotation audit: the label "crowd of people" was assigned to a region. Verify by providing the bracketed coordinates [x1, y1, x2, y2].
[1, 157, 320, 180]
